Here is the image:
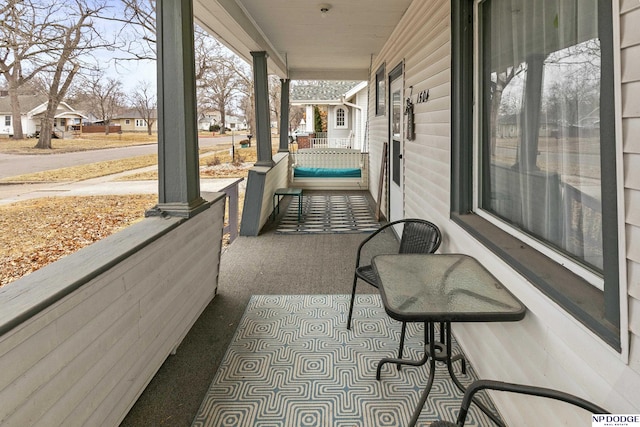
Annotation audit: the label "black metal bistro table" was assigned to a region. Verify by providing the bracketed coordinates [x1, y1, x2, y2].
[371, 254, 526, 427]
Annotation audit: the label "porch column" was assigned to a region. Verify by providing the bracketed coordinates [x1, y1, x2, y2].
[305, 105, 314, 133]
[149, 0, 206, 218]
[251, 51, 274, 167]
[279, 78, 290, 152]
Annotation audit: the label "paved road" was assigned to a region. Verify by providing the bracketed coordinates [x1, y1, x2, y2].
[0, 136, 232, 179]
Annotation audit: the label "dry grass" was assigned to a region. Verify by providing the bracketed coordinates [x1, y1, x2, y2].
[122, 146, 260, 181]
[0, 143, 262, 287]
[0, 147, 223, 183]
[0, 155, 159, 183]
[0, 133, 157, 154]
[0, 195, 157, 287]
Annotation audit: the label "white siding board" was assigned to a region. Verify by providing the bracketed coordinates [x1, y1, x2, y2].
[408, 46, 451, 85]
[631, 297, 640, 337]
[43, 309, 141, 427]
[11, 305, 140, 427]
[622, 81, 640, 117]
[0, 321, 58, 391]
[623, 118, 640, 153]
[621, 0, 640, 14]
[621, 45, 640, 83]
[621, 7, 640, 48]
[630, 333, 640, 372]
[628, 225, 640, 264]
[626, 189, 640, 227]
[629, 260, 640, 300]
[625, 153, 640, 190]
[98, 274, 213, 427]
[0, 198, 224, 426]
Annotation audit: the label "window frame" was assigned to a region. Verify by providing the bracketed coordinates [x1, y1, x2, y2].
[450, 0, 621, 350]
[376, 64, 386, 116]
[4, 115, 11, 127]
[335, 107, 347, 128]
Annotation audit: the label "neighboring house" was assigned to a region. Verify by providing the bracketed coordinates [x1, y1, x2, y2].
[198, 110, 246, 131]
[0, 93, 85, 138]
[197, 110, 221, 131]
[291, 81, 368, 151]
[226, 115, 247, 131]
[112, 109, 159, 132]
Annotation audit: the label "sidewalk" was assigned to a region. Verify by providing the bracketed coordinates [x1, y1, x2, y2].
[0, 150, 245, 205]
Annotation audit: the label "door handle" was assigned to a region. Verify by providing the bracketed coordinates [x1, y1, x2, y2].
[398, 154, 403, 159]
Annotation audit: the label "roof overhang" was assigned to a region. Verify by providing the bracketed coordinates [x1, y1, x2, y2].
[193, 0, 413, 80]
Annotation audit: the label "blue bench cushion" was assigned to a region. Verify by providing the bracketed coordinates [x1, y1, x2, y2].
[294, 167, 361, 178]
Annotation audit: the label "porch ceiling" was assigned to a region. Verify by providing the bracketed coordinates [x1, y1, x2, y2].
[193, 0, 413, 80]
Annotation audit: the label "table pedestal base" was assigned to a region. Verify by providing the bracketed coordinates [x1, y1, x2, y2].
[376, 322, 504, 427]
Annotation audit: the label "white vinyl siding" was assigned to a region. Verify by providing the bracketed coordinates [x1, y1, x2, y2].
[368, 0, 640, 424]
[0, 201, 224, 425]
[621, 1, 640, 375]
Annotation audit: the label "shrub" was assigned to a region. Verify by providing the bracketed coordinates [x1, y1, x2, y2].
[207, 156, 221, 166]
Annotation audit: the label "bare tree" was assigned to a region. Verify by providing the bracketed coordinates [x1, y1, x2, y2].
[33, 0, 111, 149]
[268, 75, 281, 135]
[110, 0, 156, 61]
[79, 72, 125, 134]
[289, 105, 304, 133]
[197, 39, 245, 134]
[0, 0, 59, 139]
[130, 80, 156, 135]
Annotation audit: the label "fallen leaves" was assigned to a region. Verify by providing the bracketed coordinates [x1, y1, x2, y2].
[0, 195, 157, 287]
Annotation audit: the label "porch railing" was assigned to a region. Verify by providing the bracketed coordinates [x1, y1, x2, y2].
[309, 136, 354, 149]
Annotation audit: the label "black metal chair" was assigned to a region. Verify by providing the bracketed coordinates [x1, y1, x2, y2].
[429, 379, 609, 427]
[346, 219, 442, 361]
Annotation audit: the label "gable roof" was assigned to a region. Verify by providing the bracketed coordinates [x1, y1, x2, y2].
[112, 108, 158, 120]
[290, 81, 363, 104]
[0, 94, 48, 115]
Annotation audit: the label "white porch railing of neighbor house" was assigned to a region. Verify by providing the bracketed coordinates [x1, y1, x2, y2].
[309, 136, 354, 149]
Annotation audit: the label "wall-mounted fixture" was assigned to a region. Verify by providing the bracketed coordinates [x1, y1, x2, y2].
[320, 3, 331, 17]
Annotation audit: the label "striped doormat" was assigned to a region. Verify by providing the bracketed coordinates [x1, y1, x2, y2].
[276, 195, 380, 234]
[191, 294, 501, 427]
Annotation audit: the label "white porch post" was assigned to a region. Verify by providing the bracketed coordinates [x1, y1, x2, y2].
[305, 105, 314, 133]
[149, 0, 206, 218]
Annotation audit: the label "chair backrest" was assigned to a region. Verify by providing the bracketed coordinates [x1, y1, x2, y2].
[398, 220, 442, 254]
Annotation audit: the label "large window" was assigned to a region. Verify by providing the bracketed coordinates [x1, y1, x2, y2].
[451, 0, 620, 348]
[480, 1, 603, 273]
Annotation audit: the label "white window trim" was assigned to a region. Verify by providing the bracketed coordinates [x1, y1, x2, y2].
[335, 106, 348, 129]
[471, 0, 609, 291]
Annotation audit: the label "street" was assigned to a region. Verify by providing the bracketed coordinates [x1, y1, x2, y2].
[0, 135, 233, 180]
[0, 135, 237, 202]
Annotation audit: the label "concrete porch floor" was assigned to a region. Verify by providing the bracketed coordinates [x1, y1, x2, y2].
[120, 191, 399, 426]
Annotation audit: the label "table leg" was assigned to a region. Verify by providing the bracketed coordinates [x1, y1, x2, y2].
[376, 322, 432, 380]
[408, 322, 437, 427]
[443, 323, 505, 427]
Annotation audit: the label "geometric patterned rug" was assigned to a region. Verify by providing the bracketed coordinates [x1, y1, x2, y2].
[191, 295, 502, 427]
[276, 195, 380, 234]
